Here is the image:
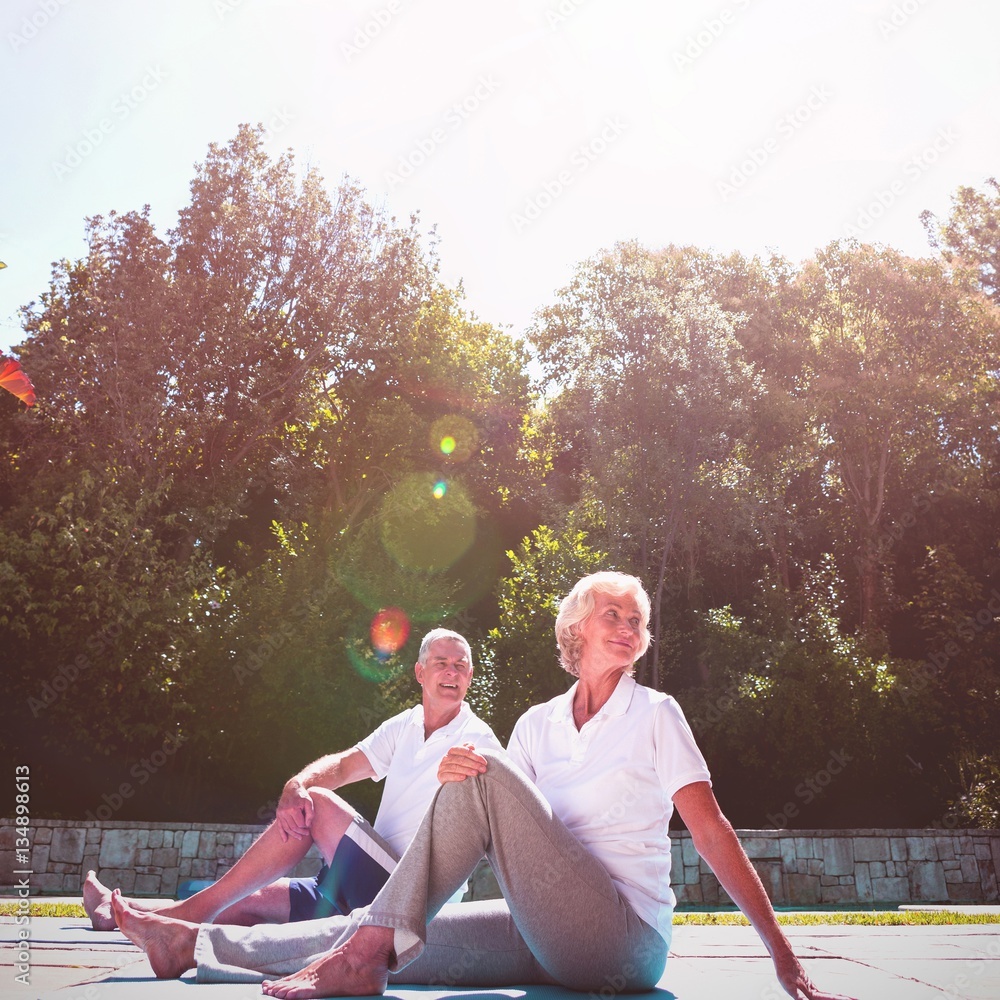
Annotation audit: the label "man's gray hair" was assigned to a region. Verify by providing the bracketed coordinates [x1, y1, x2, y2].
[418, 628, 473, 668]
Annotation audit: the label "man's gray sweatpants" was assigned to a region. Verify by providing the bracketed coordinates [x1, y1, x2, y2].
[195, 751, 668, 990]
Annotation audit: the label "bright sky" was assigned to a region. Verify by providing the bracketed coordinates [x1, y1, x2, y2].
[2, 0, 998, 355]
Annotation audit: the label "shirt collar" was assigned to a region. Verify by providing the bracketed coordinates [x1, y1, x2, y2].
[411, 701, 470, 734]
[548, 682, 578, 724]
[547, 672, 636, 724]
[604, 671, 637, 716]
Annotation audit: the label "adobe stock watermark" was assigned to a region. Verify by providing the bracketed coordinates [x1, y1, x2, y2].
[545, 0, 589, 29]
[595, 784, 643, 832]
[83, 732, 187, 821]
[231, 567, 344, 685]
[897, 589, 1000, 707]
[261, 107, 295, 147]
[938, 936, 1000, 1000]
[854, 488, 941, 573]
[766, 748, 853, 829]
[384, 75, 500, 191]
[341, 0, 404, 62]
[27, 613, 142, 717]
[587, 936, 666, 1000]
[673, 0, 753, 71]
[717, 84, 832, 201]
[51, 66, 168, 181]
[12, 764, 31, 986]
[688, 644, 773, 736]
[689, 678, 743, 735]
[842, 126, 957, 239]
[511, 116, 628, 233]
[8, 0, 74, 54]
[878, 0, 934, 39]
[426, 944, 489, 988]
[231, 619, 299, 684]
[214, 0, 249, 21]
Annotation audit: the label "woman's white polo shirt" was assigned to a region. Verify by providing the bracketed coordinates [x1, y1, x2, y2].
[506, 673, 711, 939]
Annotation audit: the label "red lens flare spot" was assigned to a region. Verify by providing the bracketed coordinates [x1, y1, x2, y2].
[370, 607, 410, 657]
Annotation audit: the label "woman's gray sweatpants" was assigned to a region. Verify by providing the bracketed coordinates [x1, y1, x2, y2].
[195, 751, 668, 991]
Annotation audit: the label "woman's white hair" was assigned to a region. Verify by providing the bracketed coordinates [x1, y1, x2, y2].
[554, 571, 651, 677]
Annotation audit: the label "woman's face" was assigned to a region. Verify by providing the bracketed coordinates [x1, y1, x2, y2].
[575, 590, 643, 671]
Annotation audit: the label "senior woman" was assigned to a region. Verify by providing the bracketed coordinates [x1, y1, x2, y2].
[112, 572, 853, 1000]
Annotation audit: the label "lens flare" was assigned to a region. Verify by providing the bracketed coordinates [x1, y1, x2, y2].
[429, 415, 478, 463]
[379, 472, 476, 572]
[370, 607, 410, 658]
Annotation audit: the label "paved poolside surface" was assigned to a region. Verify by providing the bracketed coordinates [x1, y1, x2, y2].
[1, 904, 999, 1000]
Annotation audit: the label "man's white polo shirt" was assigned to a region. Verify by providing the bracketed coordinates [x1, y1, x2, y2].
[356, 701, 503, 856]
[506, 672, 711, 939]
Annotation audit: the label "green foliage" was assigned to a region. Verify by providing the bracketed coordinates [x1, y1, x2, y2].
[482, 521, 606, 741]
[922, 176, 1000, 301]
[949, 753, 1000, 828]
[678, 562, 919, 827]
[529, 242, 758, 684]
[0, 126, 535, 820]
[1, 134, 998, 829]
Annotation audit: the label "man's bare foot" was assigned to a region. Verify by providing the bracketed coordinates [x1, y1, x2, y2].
[260, 925, 394, 998]
[111, 889, 198, 979]
[83, 871, 162, 928]
[83, 870, 117, 930]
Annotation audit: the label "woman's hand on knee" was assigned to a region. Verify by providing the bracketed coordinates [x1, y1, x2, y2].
[437, 743, 489, 783]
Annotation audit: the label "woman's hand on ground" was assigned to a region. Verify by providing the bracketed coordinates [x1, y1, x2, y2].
[774, 953, 858, 1000]
[437, 743, 488, 783]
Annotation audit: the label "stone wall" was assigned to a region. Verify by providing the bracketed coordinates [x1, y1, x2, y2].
[0, 818, 321, 897]
[670, 829, 1000, 907]
[2, 819, 998, 906]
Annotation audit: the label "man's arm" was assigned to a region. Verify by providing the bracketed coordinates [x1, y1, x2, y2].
[275, 747, 376, 842]
[672, 781, 856, 1000]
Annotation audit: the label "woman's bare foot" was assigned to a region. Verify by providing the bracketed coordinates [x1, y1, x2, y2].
[260, 925, 394, 998]
[110, 889, 198, 979]
[82, 870, 117, 930]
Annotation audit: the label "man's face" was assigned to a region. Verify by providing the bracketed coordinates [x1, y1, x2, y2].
[415, 637, 473, 708]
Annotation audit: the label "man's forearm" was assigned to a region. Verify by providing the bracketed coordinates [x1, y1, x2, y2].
[287, 753, 348, 792]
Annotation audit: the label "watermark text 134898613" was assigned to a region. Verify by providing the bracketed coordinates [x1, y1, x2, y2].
[13, 764, 32, 986]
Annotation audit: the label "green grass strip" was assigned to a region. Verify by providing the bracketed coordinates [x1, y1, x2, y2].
[0, 902, 87, 918]
[1, 902, 997, 924]
[674, 911, 1000, 926]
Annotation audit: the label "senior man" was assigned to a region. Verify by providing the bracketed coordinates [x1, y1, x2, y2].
[84, 628, 501, 928]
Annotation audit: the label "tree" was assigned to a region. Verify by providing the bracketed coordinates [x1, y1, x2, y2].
[922, 177, 1000, 302]
[790, 242, 991, 641]
[483, 520, 606, 741]
[680, 560, 919, 828]
[0, 126, 534, 818]
[530, 242, 757, 685]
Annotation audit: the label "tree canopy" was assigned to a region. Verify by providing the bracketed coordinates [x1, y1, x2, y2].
[2, 129, 998, 829]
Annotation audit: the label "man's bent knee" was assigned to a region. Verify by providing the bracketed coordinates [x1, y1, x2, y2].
[307, 788, 357, 861]
[307, 787, 355, 814]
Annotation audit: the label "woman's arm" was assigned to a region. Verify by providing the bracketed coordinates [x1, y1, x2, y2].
[672, 781, 857, 1000]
